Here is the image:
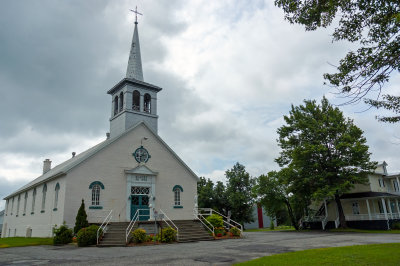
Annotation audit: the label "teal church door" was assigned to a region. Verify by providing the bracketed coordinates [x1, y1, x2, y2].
[130, 195, 150, 221]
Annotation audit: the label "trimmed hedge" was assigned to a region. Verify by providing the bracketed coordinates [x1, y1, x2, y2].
[77, 225, 101, 247]
[206, 214, 224, 228]
[132, 228, 147, 244]
[53, 225, 73, 245]
[159, 227, 177, 243]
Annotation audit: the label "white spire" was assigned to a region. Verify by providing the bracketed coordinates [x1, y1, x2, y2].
[126, 20, 144, 81]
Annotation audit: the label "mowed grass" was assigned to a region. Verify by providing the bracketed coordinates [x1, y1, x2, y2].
[236, 243, 400, 266]
[245, 226, 295, 232]
[0, 237, 53, 248]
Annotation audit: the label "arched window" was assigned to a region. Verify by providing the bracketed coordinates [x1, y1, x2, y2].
[172, 185, 183, 208]
[54, 183, 60, 211]
[16, 195, 20, 216]
[41, 183, 47, 212]
[11, 197, 14, 215]
[89, 181, 104, 209]
[119, 92, 124, 112]
[23, 192, 28, 215]
[92, 185, 100, 206]
[132, 90, 140, 111]
[32, 188, 36, 214]
[144, 93, 151, 113]
[114, 96, 119, 115]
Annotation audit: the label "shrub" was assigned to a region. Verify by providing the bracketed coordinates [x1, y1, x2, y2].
[392, 222, 400, 230]
[53, 225, 73, 245]
[132, 228, 147, 244]
[74, 199, 89, 234]
[77, 225, 100, 247]
[159, 227, 177, 243]
[214, 227, 226, 236]
[270, 220, 275, 230]
[230, 226, 241, 237]
[206, 214, 224, 228]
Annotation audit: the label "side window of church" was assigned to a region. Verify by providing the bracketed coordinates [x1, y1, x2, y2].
[89, 181, 104, 208]
[92, 185, 101, 205]
[172, 185, 183, 207]
[54, 183, 60, 211]
[32, 188, 37, 214]
[41, 183, 47, 212]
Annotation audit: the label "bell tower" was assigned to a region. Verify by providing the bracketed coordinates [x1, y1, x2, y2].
[108, 8, 162, 138]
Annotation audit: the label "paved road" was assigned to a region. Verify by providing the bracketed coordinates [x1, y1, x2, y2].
[1, 231, 400, 265]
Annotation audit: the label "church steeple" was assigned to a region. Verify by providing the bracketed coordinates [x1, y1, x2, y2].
[126, 9, 143, 81]
[107, 8, 162, 138]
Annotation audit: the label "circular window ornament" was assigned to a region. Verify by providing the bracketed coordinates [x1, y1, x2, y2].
[133, 146, 151, 163]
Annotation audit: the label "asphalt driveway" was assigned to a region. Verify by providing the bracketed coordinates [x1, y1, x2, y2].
[0, 231, 399, 265]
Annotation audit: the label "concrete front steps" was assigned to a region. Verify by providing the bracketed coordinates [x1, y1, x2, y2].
[173, 220, 214, 243]
[97, 222, 129, 247]
[97, 220, 213, 246]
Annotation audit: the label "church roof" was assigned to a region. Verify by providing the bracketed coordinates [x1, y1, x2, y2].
[107, 77, 162, 95]
[4, 121, 199, 200]
[126, 21, 143, 81]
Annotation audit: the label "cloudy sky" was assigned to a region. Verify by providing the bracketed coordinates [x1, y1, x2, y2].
[1, 0, 399, 209]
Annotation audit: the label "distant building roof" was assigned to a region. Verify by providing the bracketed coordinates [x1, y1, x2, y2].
[4, 121, 198, 200]
[340, 192, 398, 199]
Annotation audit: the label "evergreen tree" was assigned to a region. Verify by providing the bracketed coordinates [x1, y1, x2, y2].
[74, 199, 89, 234]
[197, 177, 215, 208]
[225, 162, 255, 226]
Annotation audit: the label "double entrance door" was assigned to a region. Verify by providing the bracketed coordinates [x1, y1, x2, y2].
[130, 186, 150, 221]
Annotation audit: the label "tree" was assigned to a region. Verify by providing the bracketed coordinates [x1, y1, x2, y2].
[276, 97, 376, 228]
[197, 177, 215, 209]
[74, 199, 89, 234]
[225, 162, 255, 226]
[256, 170, 300, 230]
[275, 0, 400, 122]
[212, 181, 229, 215]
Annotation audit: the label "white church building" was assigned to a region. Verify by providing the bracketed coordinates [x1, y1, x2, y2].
[2, 17, 199, 238]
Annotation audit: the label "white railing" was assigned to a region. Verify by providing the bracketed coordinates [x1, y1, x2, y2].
[125, 209, 148, 244]
[97, 210, 113, 245]
[345, 213, 390, 221]
[159, 209, 179, 241]
[197, 208, 243, 234]
[194, 208, 215, 235]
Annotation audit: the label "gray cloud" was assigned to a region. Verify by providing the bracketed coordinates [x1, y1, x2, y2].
[1, 0, 399, 209]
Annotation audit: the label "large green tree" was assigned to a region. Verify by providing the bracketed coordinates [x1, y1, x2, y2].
[275, 0, 400, 122]
[225, 162, 255, 226]
[256, 170, 300, 230]
[197, 177, 215, 209]
[276, 97, 376, 228]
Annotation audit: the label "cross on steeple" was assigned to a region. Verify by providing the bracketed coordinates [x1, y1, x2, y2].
[130, 6, 143, 24]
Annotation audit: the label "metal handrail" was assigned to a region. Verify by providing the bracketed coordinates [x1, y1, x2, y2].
[125, 208, 149, 243]
[159, 209, 179, 241]
[97, 210, 113, 245]
[334, 217, 340, 228]
[197, 208, 243, 233]
[322, 216, 328, 230]
[194, 209, 215, 235]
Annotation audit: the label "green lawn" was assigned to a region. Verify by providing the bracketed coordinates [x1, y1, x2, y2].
[0, 237, 53, 248]
[330, 228, 400, 234]
[236, 243, 400, 266]
[245, 226, 295, 232]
